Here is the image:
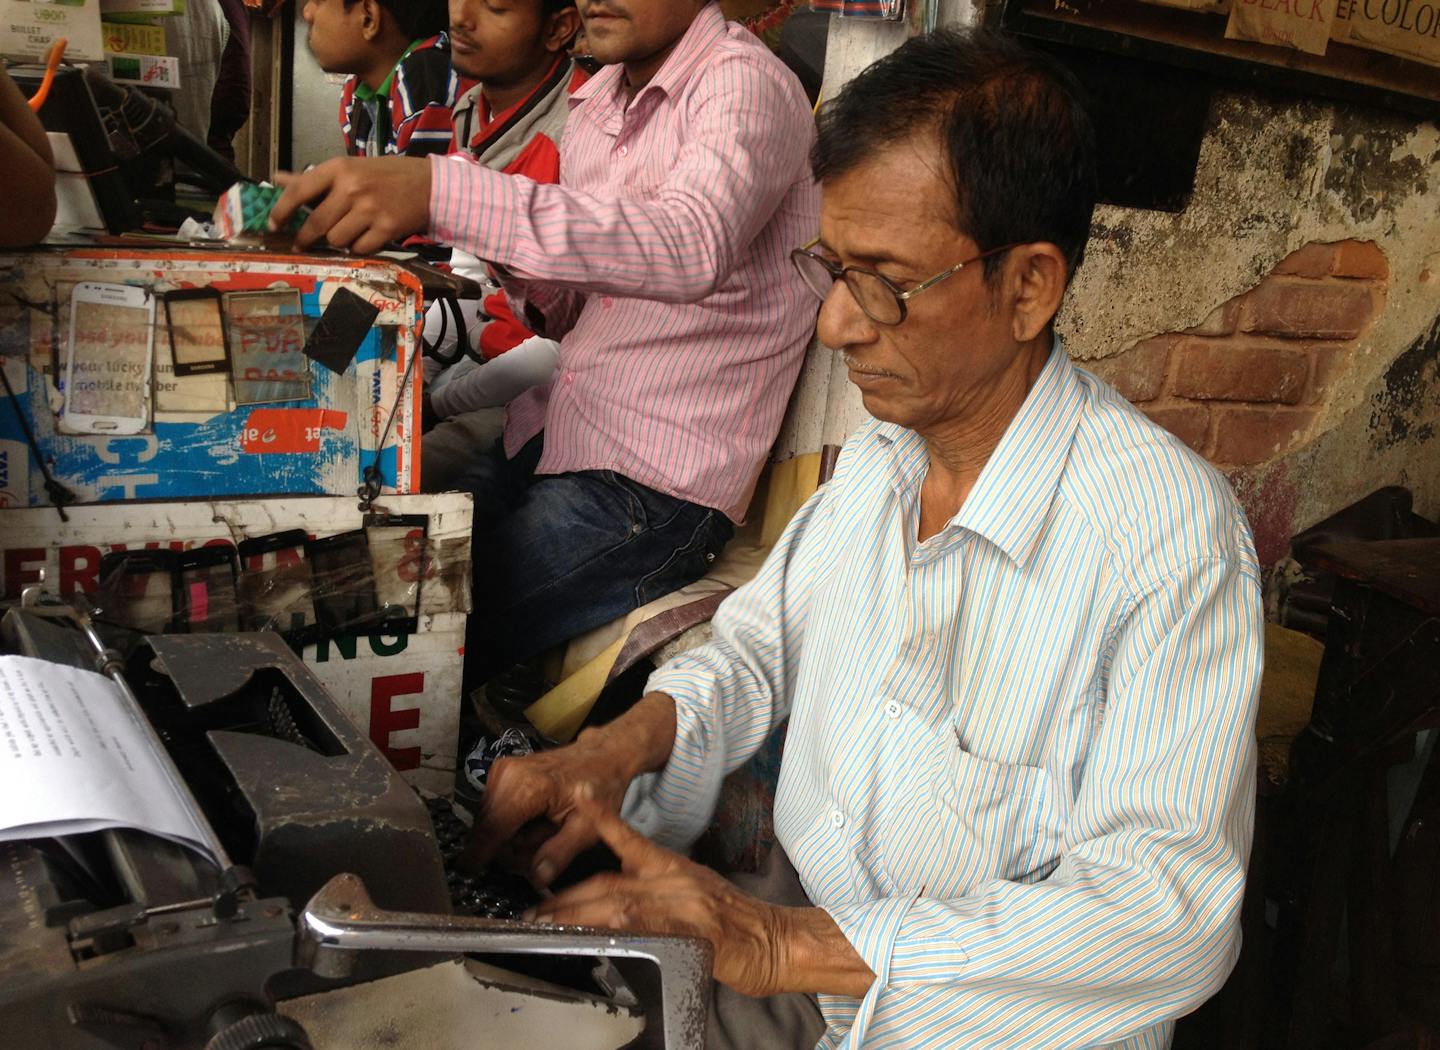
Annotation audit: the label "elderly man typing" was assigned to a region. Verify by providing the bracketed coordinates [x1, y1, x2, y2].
[464, 28, 1264, 1050]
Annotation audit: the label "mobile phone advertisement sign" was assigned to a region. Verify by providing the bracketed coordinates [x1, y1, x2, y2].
[0, 251, 422, 504]
[1, 0, 105, 63]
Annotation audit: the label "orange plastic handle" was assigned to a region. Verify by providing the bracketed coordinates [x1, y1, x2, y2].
[27, 36, 68, 112]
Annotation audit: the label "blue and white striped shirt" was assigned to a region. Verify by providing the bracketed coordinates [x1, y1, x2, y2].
[630, 337, 1263, 1049]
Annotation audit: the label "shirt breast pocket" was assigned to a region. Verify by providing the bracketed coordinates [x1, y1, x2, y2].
[882, 744, 1061, 897]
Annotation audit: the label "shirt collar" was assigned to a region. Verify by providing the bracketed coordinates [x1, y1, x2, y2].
[477, 55, 567, 129]
[569, 3, 727, 110]
[353, 37, 425, 101]
[875, 336, 1085, 567]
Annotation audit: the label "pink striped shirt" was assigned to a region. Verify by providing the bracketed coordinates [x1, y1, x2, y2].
[428, 3, 819, 522]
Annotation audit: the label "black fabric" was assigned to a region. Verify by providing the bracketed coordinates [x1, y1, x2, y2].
[303, 288, 380, 375]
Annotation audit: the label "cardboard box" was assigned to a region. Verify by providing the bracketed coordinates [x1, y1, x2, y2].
[0, 492, 473, 794]
[100, 16, 163, 52]
[213, 182, 307, 241]
[108, 52, 179, 88]
[99, 0, 183, 14]
[1, 0, 105, 61]
[0, 249, 423, 505]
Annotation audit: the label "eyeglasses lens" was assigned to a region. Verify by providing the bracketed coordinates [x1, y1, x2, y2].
[845, 270, 902, 326]
[792, 251, 836, 303]
[792, 251, 903, 326]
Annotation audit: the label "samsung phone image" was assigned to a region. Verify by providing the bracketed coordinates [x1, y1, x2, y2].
[164, 287, 230, 376]
[62, 281, 156, 435]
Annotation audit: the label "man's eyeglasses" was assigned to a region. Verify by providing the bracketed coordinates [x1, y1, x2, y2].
[790, 239, 1015, 327]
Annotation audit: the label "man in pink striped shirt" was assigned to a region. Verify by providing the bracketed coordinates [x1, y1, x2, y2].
[272, 1, 819, 686]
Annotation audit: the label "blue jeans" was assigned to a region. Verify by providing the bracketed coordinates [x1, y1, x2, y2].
[458, 434, 734, 691]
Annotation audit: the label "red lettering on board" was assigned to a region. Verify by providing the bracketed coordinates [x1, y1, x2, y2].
[396, 528, 435, 584]
[3, 548, 44, 599]
[370, 672, 424, 770]
[60, 545, 104, 594]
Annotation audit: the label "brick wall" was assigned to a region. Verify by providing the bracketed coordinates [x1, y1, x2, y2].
[1086, 240, 1389, 469]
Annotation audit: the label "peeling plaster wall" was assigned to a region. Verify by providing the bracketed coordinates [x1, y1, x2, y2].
[1063, 91, 1440, 552]
[1064, 94, 1438, 401]
[1232, 312, 1440, 564]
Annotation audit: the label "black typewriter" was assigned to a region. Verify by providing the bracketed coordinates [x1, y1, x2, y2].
[427, 796, 537, 920]
[0, 598, 710, 1050]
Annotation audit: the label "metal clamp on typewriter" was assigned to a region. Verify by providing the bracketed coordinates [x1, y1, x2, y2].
[0, 591, 710, 1050]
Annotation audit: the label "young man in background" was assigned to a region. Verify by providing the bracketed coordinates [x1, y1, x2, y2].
[421, 0, 586, 493]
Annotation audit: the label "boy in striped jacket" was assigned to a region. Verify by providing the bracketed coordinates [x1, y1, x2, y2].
[302, 0, 460, 157]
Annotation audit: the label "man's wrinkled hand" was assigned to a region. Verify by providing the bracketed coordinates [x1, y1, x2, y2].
[528, 789, 786, 999]
[269, 156, 431, 254]
[459, 732, 635, 887]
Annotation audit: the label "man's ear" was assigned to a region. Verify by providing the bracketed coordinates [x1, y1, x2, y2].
[545, 8, 583, 54]
[359, 0, 384, 41]
[1006, 243, 1068, 344]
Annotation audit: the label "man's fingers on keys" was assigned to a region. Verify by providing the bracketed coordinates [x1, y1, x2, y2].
[459, 804, 518, 871]
[460, 760, 551, 870]
[529, 871, 632, 923]
[574, 790, 674, 875]
[506, 818, 558, 863]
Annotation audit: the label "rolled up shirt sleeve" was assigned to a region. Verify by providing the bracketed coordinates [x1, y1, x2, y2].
[820, 543, 1262, 1048]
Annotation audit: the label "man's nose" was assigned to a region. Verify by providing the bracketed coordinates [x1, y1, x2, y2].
[816, 279, 874, 352]
[449, 0, 471, 29]
[302, 0, 317, 23]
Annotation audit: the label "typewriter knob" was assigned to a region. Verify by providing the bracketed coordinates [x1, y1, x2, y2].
[204, 1012, 313, 1050]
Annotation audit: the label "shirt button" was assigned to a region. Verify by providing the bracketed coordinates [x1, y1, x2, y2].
[563, 370, 574, 387]
[829, 810, 845, 829]
[885, 701, 902, 719]
[618, 144, 629, 157]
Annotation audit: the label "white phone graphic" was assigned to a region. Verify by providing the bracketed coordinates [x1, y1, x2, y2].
[62, 281, 156, 436]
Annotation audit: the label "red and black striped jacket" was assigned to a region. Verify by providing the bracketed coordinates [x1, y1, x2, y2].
[339, 33, 465, 157]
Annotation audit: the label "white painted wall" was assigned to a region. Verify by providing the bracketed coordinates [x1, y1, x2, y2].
[288, 2, 348, 172]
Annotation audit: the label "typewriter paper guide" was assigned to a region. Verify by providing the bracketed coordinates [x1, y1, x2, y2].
[0, 655, 217, 865]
